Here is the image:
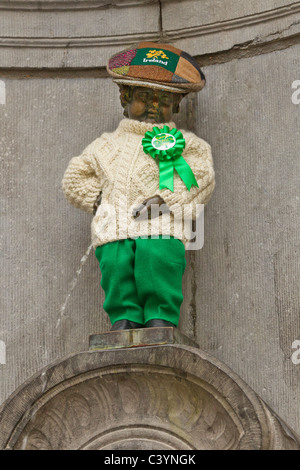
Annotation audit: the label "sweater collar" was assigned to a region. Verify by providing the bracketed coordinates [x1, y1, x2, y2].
[117, 118, 177, 135]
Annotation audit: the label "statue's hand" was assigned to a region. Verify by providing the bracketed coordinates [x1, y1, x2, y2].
[93, 190, 102, 215]
[132, 195, 169, 219]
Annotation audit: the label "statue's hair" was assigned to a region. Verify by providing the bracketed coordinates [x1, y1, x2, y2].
[118, 85, 134, 117]
[117, 84, 184, 117]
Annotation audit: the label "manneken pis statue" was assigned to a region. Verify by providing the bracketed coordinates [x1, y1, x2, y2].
[62, 42, 215, 331]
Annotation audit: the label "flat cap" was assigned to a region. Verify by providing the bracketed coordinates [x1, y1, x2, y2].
[107, 41, 206, 93]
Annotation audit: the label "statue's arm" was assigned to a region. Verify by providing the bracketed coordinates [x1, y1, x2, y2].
[62, 142, 103, 215]
[132, 195, 168, 219]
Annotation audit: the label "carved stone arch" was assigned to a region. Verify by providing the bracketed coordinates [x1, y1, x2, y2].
[0, 344, 299, 450]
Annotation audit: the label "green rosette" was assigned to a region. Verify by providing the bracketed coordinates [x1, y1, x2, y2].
[142, 125, 199, 192]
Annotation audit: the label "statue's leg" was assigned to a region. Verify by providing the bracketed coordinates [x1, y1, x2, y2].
[134, 236, 186, 327]
[95, 239, 144, 328]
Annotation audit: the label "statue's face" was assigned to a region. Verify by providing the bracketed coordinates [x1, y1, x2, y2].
[127, 87, 178, 123]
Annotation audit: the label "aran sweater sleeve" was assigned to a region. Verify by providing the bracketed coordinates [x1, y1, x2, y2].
[158, 133, 215, 219]
[62, 140, 103, 214]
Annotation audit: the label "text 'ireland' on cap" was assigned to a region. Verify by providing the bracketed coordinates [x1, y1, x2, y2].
[107, 42, 206, 94]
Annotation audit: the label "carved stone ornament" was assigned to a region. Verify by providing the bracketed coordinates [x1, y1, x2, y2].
[0, 336, 299, 450]
[0, 0, 299, 68]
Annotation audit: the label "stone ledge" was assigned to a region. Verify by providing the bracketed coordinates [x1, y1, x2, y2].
[89, 326, 198, 351]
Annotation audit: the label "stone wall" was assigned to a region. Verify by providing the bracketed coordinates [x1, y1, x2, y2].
[1, 0, 300, 435]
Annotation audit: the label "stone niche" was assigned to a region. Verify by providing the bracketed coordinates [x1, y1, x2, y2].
[1, 0, 299, 68]
[0, 330, 299, 450]
[1, 0, 300, 451]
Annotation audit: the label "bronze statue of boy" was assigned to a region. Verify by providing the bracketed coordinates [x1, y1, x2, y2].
[62, 42, 215, 331]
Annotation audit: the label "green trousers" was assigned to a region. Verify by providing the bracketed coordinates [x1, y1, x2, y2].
[95, 236, 186, 326]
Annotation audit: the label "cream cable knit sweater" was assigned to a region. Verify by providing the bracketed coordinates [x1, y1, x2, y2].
[62, 118, 215, 248]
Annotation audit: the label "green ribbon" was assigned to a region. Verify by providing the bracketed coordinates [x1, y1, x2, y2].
[142, 125, 199, 192]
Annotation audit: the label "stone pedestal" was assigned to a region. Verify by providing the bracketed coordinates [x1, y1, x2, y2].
[89, 326, 198, 350]
[0, 328, 299, 450]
